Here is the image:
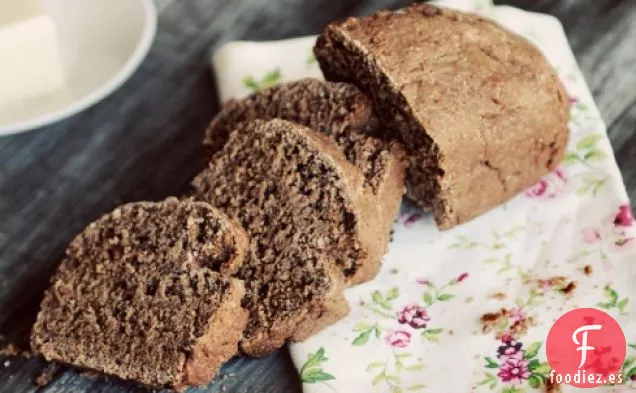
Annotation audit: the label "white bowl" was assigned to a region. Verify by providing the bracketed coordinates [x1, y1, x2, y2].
[0, 0, 157, 135]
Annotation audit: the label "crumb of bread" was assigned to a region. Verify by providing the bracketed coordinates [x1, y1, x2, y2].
[489, 292, 507, 300]
[34, 364, 60, 387]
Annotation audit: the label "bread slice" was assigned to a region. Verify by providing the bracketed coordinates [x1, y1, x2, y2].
[31, 198, 250, 390]
[315, 3, 570, 229]
[204, 78, 405, 264]
[193, 119, 388, 355]
[239, 246, 348, 356]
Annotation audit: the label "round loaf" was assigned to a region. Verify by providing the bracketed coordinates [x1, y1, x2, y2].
[315, 3, 570, 228]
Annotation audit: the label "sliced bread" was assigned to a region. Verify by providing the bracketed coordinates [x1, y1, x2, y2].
[31, 198, 249, 390]
[192, 119, 386, 355]
[204, 78, 405, 260]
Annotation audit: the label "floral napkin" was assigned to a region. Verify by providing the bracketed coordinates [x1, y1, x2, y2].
[211, 1, 636, 392]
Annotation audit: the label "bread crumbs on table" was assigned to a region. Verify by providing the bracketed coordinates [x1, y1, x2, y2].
[559, 281, 577, 296]
[583, 265, 593, 276]
[34, 364, 59, 387]
[0, 342, 19, 357]
[80, 370, 101, 379]
[488, 292, 506, 300]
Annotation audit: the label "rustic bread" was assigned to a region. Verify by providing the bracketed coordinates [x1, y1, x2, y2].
[31, 198, 249, 390]
[239, 246, 348, 356]
[203, 78, 404, 190]
[315, 3, 570, 229]
[203, 78, 405, 256]
[193, 119, 389, 355]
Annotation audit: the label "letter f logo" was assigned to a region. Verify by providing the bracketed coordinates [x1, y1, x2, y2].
[572, 324, 602, 368]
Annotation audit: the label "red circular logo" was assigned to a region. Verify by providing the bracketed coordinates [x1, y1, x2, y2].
[546, 308, 626, 387]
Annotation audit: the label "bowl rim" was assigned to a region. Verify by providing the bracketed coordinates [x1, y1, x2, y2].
[0, 0, 158, 136]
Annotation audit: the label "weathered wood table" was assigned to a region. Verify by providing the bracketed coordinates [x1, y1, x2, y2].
[0, 0, 634, 392]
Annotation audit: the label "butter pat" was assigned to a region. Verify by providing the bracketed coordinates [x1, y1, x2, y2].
[0, 0, 65, 106]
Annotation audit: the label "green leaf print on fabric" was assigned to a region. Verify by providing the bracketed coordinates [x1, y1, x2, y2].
[447, 235, 479, 250]
[484, 253, 528, 280]
[448, 226, 525, 250]
[563, 133, 610, 196]
[352, 322, 382, 346]
[568, 95, 595, 126]
[364, 287, 400, 318]
[450, 225, 529, 280]
[478, 372, 498, 389]
[367, 351, 426, 392]
[421, 328, 443, 343]
[420, 275, 466, 306]
[619, 353, 636, 384]
[597, 285, 630, 313]
[300, 347, 336, 385]
[351, 288, 401, 347]
[523, 342, 541, 359]
[575, 174, 608, 197]
[306, 51, 317, 67]
[242, 68, 281, 92]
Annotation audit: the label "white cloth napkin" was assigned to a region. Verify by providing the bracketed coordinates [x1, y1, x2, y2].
[211, 1, 636, 392]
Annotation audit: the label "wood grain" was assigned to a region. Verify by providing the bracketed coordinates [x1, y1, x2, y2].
[0, 0, 634, 392]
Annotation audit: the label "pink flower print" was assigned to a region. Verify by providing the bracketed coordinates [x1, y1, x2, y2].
[456, 272, 469, 282]
[404, 213, 422, 228]
[497, 339, 523, 362]
[416, 277, 430, 286]
[384, 329, 411, 348]
[497, 355, 532, 384]
[508, 308, 526, 324]
[524, 168, 568, 199]
[614, 204, 634, 228]
[396, 304, 430, 329]
[500, 332, 513, 344]
[568, 96, 579, 105]
[604, 204, 636, 249]
[582, 227, 602, 244]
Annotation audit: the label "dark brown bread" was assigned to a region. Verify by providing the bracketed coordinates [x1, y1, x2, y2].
[238, 246, 348, 356]
[203, 78, 403, 191]
[193, 119, 389, 355]
[31, 198, 249, 390]
[315, 3, 570, 229]
[203, 78, 405, 261]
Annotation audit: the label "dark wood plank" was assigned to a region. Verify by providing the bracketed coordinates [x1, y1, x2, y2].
[1, 0, 635, 392]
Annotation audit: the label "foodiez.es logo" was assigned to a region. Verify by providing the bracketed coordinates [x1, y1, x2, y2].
[546, 308, 626, 388]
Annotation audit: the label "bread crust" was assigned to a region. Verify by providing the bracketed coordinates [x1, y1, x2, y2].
[315, 3, 569, 229]
[181, 279, 248, 389]
[195, 119, 392, 356]
[31, 198, 250, 390]
[203, 79, 406, 283]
